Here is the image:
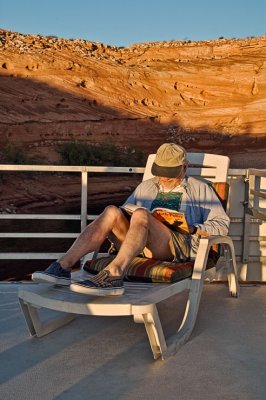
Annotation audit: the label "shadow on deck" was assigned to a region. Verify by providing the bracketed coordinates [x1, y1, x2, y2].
[0, 283, 265, 400]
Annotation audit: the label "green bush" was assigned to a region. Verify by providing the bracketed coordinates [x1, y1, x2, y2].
[1, 144, 34, 164]
[58, 142, 145, 167]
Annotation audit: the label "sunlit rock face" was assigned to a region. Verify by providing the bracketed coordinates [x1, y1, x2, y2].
[1, 29, 266, 168]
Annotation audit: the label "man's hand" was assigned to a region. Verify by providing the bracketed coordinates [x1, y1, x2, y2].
[188, 225, 197, 235]
[188, 225, 209, 237]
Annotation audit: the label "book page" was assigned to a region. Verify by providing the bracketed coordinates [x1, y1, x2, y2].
[121, 203, 144, 215]
[151, 208, 190, 234]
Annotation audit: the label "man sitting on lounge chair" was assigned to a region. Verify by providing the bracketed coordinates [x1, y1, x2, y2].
[32, 143, 230, 296]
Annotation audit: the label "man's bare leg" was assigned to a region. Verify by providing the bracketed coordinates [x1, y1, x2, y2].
[58, 205, 130, 269]
[105, 208, 175, 277]
[69, 208, 176, 295]
[31, 205, 132, 287]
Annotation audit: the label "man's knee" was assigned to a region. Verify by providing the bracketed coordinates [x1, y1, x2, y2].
[131, 208, 149, 226]
[102, 205, 124, 224]
[103, 205, 120, 217]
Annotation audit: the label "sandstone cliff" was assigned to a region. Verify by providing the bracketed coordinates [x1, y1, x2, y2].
[0, 29, 266, 212]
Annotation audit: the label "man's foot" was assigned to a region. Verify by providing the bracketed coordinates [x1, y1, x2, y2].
[70, 270, 124, 296]
[31, 261, 71, 286]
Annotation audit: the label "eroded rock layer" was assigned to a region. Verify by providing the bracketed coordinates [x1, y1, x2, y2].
[1, 30, 266, 212]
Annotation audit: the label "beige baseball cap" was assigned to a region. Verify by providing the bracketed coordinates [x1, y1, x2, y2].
[151, 143, 187, 178]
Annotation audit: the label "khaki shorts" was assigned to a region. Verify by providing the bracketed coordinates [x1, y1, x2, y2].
[170, 230, 191, 262]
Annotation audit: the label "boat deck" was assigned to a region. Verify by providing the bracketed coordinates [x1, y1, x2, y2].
[1, 282, 265, 400]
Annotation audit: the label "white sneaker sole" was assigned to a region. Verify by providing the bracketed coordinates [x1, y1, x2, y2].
[32, 272, 70, 286]
[70, 282, 125, 296]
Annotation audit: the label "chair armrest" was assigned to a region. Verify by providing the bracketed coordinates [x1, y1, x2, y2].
[200, 235, 233, 247]
[192, 235, 234, 278]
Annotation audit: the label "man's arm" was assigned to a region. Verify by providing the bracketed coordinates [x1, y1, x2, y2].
[192, 182, 230, 236]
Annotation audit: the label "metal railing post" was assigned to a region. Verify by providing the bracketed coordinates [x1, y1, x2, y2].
[242, 172, 250, 264]
[254, 175, 261, 210]
[81, 170, 88, 232]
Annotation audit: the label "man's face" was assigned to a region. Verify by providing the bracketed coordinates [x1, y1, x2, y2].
[158, 163, 187, 189]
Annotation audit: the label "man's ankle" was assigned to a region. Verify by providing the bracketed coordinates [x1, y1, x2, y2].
[58, 260, 72, 271]
[105, 265, 123, 277]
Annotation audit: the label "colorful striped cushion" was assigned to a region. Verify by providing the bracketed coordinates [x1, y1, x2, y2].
[211, 182, 229, 210]
[84, 250, 218, 284]
[210, 182, 229, 253]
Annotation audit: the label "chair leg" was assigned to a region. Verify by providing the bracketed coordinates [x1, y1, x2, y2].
[165, 239, 240, 358]
[163, 238, 211, 358]
[19, 298, 76, 337]
[224, 243, 240, 297]
[164, 277, 205, 358]
[134, 287, 202, 360]
[19, 298, 38, 336]
[134, 305, 167, 360]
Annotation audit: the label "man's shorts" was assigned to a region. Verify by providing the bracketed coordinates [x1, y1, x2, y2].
[170, 230, 191, 262]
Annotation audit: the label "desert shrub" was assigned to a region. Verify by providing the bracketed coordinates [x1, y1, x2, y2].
[1, 144, 34, 164]
[116, 146, 146, 167]
[58, 142, 145, 167]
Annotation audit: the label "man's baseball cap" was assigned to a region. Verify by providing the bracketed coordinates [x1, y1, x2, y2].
[151, 143, 187, 178]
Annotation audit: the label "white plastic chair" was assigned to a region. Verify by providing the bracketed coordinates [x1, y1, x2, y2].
[18, 153, 239, 360]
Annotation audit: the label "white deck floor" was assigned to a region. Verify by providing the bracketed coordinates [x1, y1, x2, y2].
[0, 283, 265, 400]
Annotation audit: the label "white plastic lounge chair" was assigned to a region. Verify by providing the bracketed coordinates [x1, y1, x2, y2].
[18, 153, 239, 360]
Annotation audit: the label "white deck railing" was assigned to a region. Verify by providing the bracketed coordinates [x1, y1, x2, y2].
[0, 164, 144, 259]
[248, 168, 266, 220]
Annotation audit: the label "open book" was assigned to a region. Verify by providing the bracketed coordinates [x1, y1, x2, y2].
[121, 203, 190, 235]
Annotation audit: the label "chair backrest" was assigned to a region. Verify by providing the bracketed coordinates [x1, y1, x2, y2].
[143, 152, 230, 183]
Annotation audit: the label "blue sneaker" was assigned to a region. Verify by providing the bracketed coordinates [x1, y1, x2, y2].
[32, 261, 71, 286]
[70, 270, 124, 296]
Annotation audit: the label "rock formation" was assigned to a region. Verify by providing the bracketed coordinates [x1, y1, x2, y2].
[0, 29, 266, 212]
